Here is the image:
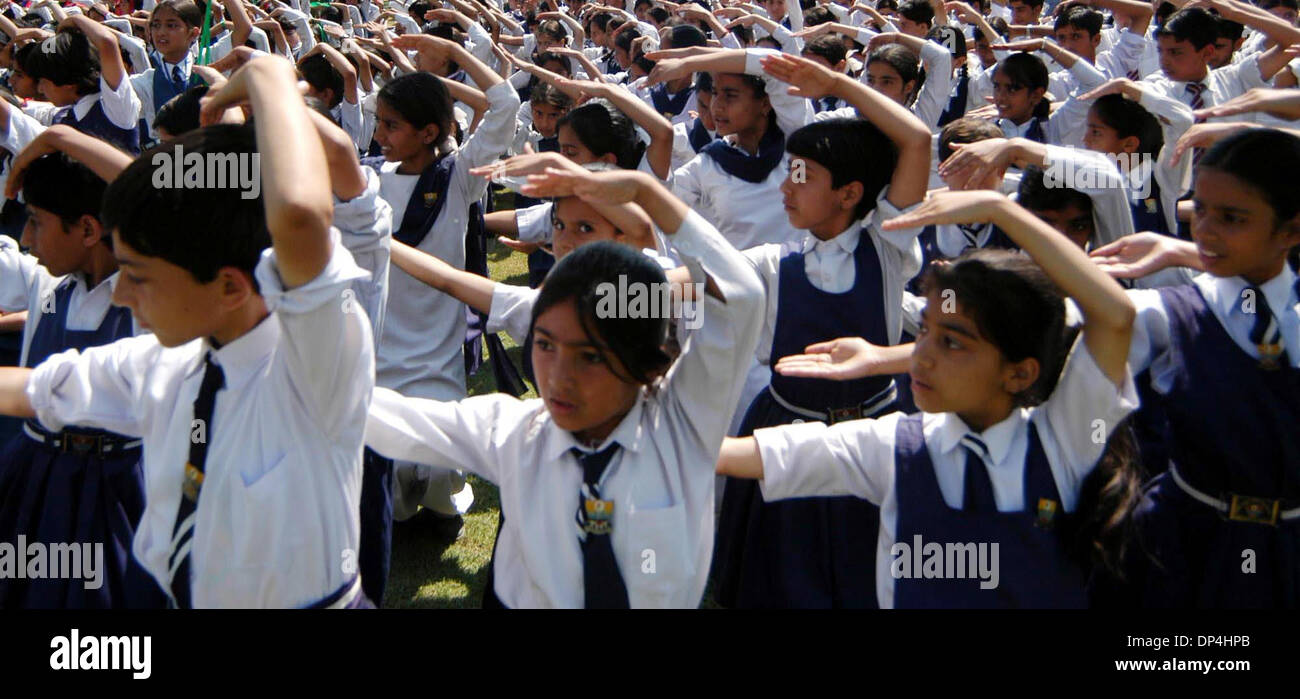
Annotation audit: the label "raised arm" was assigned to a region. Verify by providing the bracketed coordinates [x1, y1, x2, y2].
[62, 14, 127, 89]
[761, 52, 932, 208]
[204, 55, 334, 287]
[561, 77, 674, 179]
[883, 190, 1135, 385]
[4, 124, 135, 201]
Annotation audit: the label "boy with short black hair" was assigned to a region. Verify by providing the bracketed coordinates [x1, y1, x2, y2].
[0, 55, 375, 608]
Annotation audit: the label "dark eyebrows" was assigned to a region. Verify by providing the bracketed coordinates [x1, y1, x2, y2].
[533, 324, 597, 349]
[921, 306, 980, 341]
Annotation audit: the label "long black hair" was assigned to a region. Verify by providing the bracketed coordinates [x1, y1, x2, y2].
[531, 241, 673, 386]
[557, 99, 646, 170]
[377, 72, 454, 151]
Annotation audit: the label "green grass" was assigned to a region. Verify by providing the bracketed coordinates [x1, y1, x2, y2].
[382, 234, 535, 609]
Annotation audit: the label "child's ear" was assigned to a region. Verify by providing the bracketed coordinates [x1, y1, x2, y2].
[1003, 356, 1040, 397]
[600, 151, 619, 165]
[188, 26, 201, 42]
[78, 215, 105, 248]
[1030, 86, 1047, 105]
[215, 266, 258, 310]
[838, 181, 865, 215]
[420, 122, 441, 146]
[834, 59, 847, 73]
[1119, 134, 1141, 155]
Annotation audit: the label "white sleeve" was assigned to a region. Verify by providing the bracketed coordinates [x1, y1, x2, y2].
[515, 202, 554, 244]
[745, 49, 813, 138]
[0, 235, 47, 312]
[97, 74, 143, 130]
[26, 334, 161, 438]
[118, 33, 151, 75]
[1035, 336, 1139, 495]
[485, 282, 537, 342]
[661, 210, 766, 449]
[255, 235, 374, 436]
[755, 412, 901, 505]
[366, 389, 531, 483]
[1041, 145, 1134, 247]
[455, 80, 523, 197]
[912, 40, 953, 132]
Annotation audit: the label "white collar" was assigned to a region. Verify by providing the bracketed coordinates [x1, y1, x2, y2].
[932, 407, 1029, 469]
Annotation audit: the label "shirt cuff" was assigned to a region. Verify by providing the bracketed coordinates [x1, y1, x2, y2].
[255, 230, 371, 315]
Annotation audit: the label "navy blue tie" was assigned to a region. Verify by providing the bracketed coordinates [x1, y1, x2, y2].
[961, 434, 996, 513]
[167, 352, 225, 609]
[571, 444, 629, 609]
[172, 65, 186, 91]
[1247, 285, 1289, 369]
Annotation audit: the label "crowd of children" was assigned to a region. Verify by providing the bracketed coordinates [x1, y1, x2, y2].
[0, 0, 1296, 609]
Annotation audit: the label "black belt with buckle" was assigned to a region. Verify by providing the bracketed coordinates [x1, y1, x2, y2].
[22, 421, 142, 457]
[769, 382, 899, 425]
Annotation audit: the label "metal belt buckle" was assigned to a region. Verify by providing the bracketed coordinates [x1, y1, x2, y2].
[1227, 494, 1280, 526]
[62, 433, 102, 456]
[826, 406, 864, 425]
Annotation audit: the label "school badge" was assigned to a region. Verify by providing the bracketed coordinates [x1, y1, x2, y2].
[583, 498, 614, 536]
[182, 463, 205, 502]
[423, 191, 439, 207]
[1257, 342, 1285, 370]
[1144, 197, 1158, 215]
[1035, 498, 1058, 529]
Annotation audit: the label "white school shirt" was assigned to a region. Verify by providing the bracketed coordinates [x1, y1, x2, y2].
[1127, 268, 1300, 393]
[0, 105, 46, 203]
[64, 75, 141, 133]
[1141, 54, 1272, 124]
[670, 50, 812, 251]
[365, 209, 766, 608]
[130, 52, 194, 140]
[908, 40, 953, 133]
[670, 119, 714, 172]
[1039, 144, 1135, 249]
[332, 97, 369, 154]
[755, 337, 1139, 608]
[741, 191, 923, 367]
[375, 80, 520, 401]
[336, 164, 394, 345]
[0, 238, 141, 364]
[27, 238, 374, 608]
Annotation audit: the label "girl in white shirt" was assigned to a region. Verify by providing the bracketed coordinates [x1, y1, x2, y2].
[717, 189, 1140, 608]
[366, 168, 765, 608]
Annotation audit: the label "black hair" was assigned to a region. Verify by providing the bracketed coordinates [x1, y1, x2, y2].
[802, 34, 847, 68]
[634, 0, 654, 9]
[531, 240, 673, 386]
[151, 0, 204, 28]
[589, 11, 615, 33]
[694, 70, 714, 93]
[25, 30, 101, 97]
[1199, 128, 1300, 226]
[730, 23, 753, 46]
[667, 23, 707, 50]
[786, 118, 896, 221]
[1215, 16, 1244, 42]
[377, 72, 454, 150]
[804, 5, 835, 25]
[1090, 94, 1163, 157]
[648, 6, 670, 24]
[897, 0, 934, 26]
[1156, 8, 1217, 50]
[153, 84, 210, 139]
[24, 153, 108, 231]
[1009, 0, 1044, 7]
[1017, 165, 1094, 219]
[867, 44, 921, 101]
[994, 51, 1049, 92]
[312, 4, 343, 23]
[1259, 0, 1299, 10]
[101, 124, 268, 285]
[921, 248, 1066, 406]
[530, 81, 574, 111]
[557, 98, 646, 169]
[614, 27, 641, 54]
[408, 0, 434, 21]
[298, 53, 344, 108]
[1054, 6, 1103, 36]
[535, 18, 567, 43]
